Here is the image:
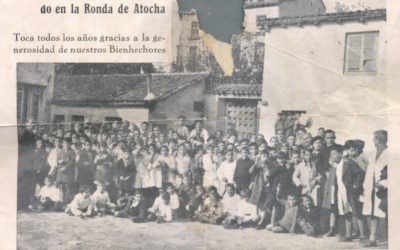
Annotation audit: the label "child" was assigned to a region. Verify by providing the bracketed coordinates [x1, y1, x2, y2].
[186, 185, 206, 219]
[194, 186, 223, 224]
[298, 195, 319, 237]
[248, 150, 269, 229]
[176, 177, 191, 218]
[91, 182, 116, 216]
[65, 186, 94, 218]
[237, 190, 260, 229]
[221, 184, 242, 229]
[202, 145, 218, 188]
[216, 150, 236, 196]
[114, 151, 136, 199]
[29, 177, 61, 212]
[129, 190, 148, 222]
[148, 192, 173, 223]
[272, 192, 299, 234]
[166, 183, 180, 218]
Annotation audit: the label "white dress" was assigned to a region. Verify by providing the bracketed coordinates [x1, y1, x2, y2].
[336, 160, 352, 215]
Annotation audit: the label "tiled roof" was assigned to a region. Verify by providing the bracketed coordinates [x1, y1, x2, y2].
[52, 72, 208, 107]
[257, 9, 386, 31]
[209, 84, 262, 97]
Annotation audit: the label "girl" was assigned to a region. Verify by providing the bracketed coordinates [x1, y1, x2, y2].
[194, 186, 223, 224]
[175, 144, 191, 186]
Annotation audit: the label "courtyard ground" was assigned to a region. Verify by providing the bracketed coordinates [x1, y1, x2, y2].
[17, 212, 388, 250]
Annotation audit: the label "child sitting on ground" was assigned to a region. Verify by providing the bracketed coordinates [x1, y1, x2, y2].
[65, 186, 94, 218]
[147, 192, 173, 223]
[298, 195, 319, 237]
[186, 185, 206, 219]
[29, 177, 61, 212]
[272, 190, 299, 234]
[91, 182, 116, 216]
[194, 186, 223, 224]
[166, 183, 180, 218]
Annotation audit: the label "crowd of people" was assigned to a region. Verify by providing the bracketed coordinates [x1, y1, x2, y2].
[17, 116, 388, 248]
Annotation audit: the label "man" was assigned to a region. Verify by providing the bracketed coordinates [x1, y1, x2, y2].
[189, 120, 209, 142]
[175, 116, 190, 140]
[56, 138, 76, 206]
[233, 147, 254, 195]
[361, 130, 388, 247]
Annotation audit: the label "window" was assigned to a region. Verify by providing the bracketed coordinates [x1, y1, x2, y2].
[53, 115, 65, 130]
[104, 117, 122, 122]
[30, 92, 41, 122]
[344, 31, 379, 73]
[193, 101, 204, 112]
[71, 115, 84, 123]
[17, 86, 24, 122]
[190, 21, 200, 40]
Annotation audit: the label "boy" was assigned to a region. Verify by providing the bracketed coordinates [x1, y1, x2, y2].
[166, 183, 180, 218]
[29, 177, 61, 212]
[221, 184, 242, 229]
[272, 191, 299, 234]
[91, 182, 116, 216]
[65, 186, 94, 218]
[148, 192, 173, 223]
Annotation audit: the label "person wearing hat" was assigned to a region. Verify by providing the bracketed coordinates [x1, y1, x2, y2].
[56, 138, 76, 206]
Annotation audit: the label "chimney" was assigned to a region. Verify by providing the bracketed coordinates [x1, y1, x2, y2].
[144, 74, 156, 101]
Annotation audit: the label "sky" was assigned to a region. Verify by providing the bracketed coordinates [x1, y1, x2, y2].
[176, 0, 385, 43]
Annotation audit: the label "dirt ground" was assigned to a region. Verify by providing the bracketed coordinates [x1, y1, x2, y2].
[17, 212, 388, 250]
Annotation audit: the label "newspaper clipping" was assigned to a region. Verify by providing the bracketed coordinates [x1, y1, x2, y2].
[1, 0, 399, 249]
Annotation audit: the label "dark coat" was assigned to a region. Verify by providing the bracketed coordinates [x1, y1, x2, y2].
[76, 149, 95, 186]
[56, 148, 76, 183]
[339, 158, 365, 211]
[114, 158, 136, 191]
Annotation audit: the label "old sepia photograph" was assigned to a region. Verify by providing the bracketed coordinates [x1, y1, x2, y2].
[16, 0, 388, 249]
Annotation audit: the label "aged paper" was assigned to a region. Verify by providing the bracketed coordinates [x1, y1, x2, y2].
[1, 0, 399, 249]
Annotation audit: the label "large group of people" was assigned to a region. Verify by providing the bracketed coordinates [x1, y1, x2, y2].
[18, 116, 388, 248]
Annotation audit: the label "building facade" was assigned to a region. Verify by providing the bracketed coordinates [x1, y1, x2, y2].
[17, 63, 55, 125]
[258, 9, 387, 146]
[50, 72, 208, 130]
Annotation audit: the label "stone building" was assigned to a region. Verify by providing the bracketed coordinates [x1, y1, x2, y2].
[50, 71, 209, 130]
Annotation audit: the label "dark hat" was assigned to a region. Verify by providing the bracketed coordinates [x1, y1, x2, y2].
[311, 136, 324, 145]
[330, 144, 344, 154]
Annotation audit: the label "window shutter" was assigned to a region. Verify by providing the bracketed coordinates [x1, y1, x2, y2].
[347, 34, 363, 71]
[363, 33, 378, 72]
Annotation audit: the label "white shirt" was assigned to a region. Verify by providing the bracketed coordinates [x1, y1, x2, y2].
[222, 194, 241, 216]
[91, 190, 111, 208]
[37, 185, 61, 202]
[169, 193, 180, 210]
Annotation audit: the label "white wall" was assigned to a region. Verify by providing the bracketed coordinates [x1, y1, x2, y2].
[51, 105, 149, 125]
[259, 19, 387, 152]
